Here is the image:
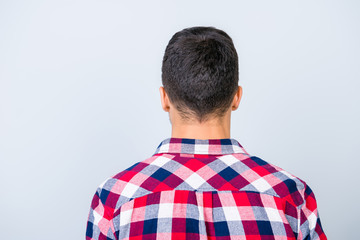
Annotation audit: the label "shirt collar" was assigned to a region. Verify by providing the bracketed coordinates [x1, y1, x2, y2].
[154, 137, 249, 155]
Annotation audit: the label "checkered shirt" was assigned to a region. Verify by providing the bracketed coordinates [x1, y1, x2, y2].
[86, 138, 327, 240]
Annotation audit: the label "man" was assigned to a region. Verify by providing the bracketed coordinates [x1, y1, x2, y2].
[86, 26, 327, 240]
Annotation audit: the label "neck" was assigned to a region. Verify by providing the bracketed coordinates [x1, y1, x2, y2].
[171, 115, 231, 140]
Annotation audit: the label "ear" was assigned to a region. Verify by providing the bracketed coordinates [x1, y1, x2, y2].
[159, 86, 170, 112]
[231, 86, 243, 111]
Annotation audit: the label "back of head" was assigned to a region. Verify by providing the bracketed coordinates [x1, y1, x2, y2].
[161, 26, 239, 123]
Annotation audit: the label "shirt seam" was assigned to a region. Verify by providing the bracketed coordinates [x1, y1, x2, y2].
[118, 189, 282, 209]
[153, 151, 251, 157]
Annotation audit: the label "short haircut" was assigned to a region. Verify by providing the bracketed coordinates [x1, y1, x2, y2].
[161, 26, 239, 123]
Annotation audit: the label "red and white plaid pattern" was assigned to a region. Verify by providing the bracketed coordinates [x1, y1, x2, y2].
[86, 138, 327, 240]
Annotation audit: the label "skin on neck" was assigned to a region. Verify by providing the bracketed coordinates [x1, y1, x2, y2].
[159, 86, 243, 140]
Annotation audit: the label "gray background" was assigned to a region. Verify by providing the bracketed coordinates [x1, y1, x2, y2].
[0, 0, 359, 239]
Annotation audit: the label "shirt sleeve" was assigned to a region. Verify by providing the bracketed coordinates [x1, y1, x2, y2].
[298, 184, 327, 240]
[86, 188, 117, 240]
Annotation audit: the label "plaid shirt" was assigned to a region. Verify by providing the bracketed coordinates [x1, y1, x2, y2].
[86, 138, 327, 240]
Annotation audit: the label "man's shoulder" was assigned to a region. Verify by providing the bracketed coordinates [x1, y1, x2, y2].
[241, 154, 309, 206]
[93, 154, 169, 209]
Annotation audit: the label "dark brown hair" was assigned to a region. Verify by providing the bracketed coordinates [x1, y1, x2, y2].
[161, 26, 239, 123]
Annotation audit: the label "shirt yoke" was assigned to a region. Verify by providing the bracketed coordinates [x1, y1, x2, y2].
[97, 152, 307, 213]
